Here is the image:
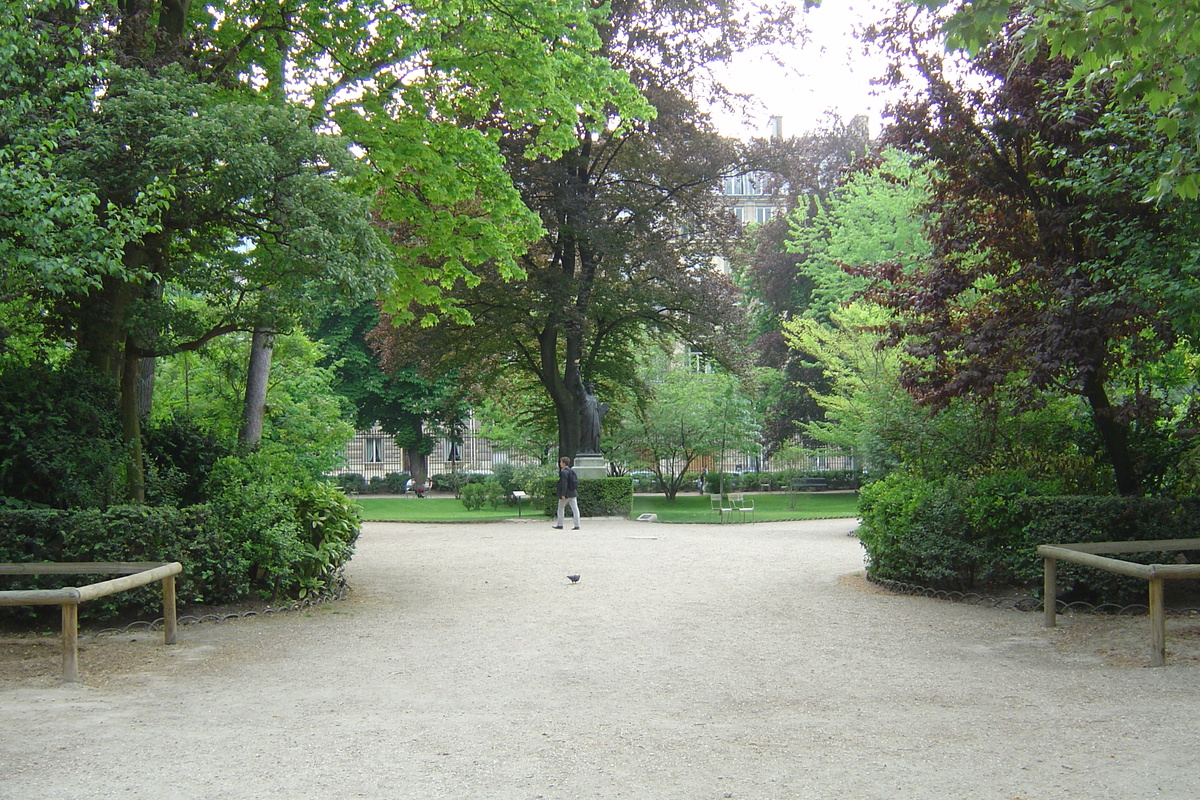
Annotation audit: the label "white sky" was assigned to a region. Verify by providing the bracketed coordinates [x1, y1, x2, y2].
[709, 0, 897, 140]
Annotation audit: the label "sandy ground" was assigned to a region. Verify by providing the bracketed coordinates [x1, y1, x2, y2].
[3, 517, 1200, 800]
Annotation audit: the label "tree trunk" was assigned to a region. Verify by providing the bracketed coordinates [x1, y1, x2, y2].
[120, 337, 146, 503]
[539, 324, 583, 460]
[239, 328, 274, 449]
[1082, 373, 1140, 496]
[136, 356, 156, 419]
[407, 419, 429, 489]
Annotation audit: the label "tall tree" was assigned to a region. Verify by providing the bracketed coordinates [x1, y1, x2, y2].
[861, 6, 1200, 494]
[733, 118, 876, 451]
[4, 0, 648, 500]
[312, 304, 467, 488]
[372, 0, 798, 461]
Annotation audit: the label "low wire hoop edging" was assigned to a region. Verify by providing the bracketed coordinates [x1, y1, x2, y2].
[865, 575, 1200, 618]
[87, 584, 351, 640]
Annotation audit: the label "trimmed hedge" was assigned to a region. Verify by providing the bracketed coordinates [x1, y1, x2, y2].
[858, 469, 1200, 604]
[332, 472, 410, 494]
[0, 505, 244, 622]
[0, 482, 361, 623]
[541, 476, 633, 518]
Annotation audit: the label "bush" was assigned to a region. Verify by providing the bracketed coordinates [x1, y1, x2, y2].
[541, 476, 633, 518]
[516, 464, 556, 509]
[458, 480, 507, 511]
[0, 358, 125, 509]
[482, 481, 506, 509]
[291, 481, 361, 599]
[0, 505, 245, 622]
[382, 472, 410, 493]
[491, 462, 517, 494]
[206, 451, 358, 599]
[143, 413, 234, 506]
[333, 473, 368, 494]
[858, 468, 1200, 604]
[460, 482, 487, 511]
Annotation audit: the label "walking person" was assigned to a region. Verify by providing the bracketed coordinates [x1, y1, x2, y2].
[553, 456, 581, 530]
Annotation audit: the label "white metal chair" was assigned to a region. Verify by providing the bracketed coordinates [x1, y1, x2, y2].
[710, 493, 734, 523]
[732, 493, 755, 522]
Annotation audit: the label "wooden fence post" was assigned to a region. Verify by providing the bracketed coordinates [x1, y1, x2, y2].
[1149, 577, 1166, 667]
[62, 603, 79, 683]
[162, 574, 177, 645]
[1043, 556, 1057, 628]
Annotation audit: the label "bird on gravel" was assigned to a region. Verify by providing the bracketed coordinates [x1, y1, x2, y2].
[567, 574, 581, 583]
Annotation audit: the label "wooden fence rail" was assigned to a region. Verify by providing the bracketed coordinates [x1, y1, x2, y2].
[1039, 539, 1200, 667]
[0, 562, 183, 682]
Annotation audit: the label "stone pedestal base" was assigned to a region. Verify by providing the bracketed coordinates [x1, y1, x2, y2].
[573, 455, 608, 480]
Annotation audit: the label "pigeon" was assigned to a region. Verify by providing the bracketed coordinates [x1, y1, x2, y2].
[567, 574, 581, 583]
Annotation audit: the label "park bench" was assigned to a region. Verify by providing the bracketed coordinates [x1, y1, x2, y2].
[0, 561, 183, 682]
[793, 477, 828, 491]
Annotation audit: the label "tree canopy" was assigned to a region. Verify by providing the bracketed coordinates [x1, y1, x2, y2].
[1, 0, 651, 500]
[861, 4, 1200, 494]
[371, 0, 799, 461]
[910, 0, 1200, 199]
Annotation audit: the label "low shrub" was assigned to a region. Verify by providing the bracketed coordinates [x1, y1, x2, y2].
[460, 483, 486, 511]
[0, 505, 245, 622]
[291, 481, 361, 599]
[857, 469, 1200, 603]
[333, 473, 368, 494]
[0, 358, 125, 509]
[382, 472, 410, 494]
[206, 451, 359, 599]
[541, 476, 633, 518]
[143, 414, 233, 506]
[483, 481, 507, 510]
[491, 462, 518, 494]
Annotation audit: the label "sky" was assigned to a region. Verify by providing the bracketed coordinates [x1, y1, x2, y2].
[709, 0, 897, 140]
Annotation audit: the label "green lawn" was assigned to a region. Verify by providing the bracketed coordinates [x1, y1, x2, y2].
[632, 491, 859, 523]
[354, 491, 859, 523]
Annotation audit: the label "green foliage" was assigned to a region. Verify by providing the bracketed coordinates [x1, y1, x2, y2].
[142, 413, 234, 507]
[541, 477, 633, 518]
[786, 149, 932, 323]
[460, 483, 487, 511]
[490, 462, 517, 494]
[0, 505, 246, 622]
[610, 364, 760, 500]
[153, 331, 356, 475]
[0, 357, 125, 509]
[290, 481, 361, 599]
[482, 481, 507, 510]
[334, 474, 368, 494]
[515, 464, 556, 510]
[473, 385, 558, 466]
[455, 480, 507, 510]
[205, 451, 358, 599]
[858, 468, 1200, 603]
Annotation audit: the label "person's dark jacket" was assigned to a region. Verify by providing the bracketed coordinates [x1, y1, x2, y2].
[557, 467, 579, 498]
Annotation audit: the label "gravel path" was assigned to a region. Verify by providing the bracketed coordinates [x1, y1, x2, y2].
[3, 517, 1200, 799]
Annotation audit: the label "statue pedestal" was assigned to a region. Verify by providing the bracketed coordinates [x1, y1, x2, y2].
[573, 455, 608, 481]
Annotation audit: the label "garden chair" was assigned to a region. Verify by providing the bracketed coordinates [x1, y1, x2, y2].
[709, 493, 734, 523]
[732, 493, 755, 522]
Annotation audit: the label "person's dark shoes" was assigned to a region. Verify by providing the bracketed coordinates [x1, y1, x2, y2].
[572, 526, 580, 530]
[552, 525, 563, 529]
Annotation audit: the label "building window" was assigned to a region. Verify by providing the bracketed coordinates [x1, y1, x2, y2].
[364, 438, 384, 464]
[724, 172, 765, 197]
